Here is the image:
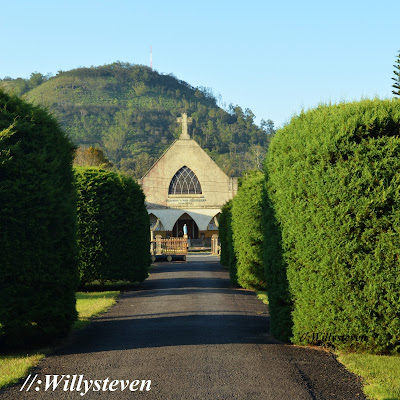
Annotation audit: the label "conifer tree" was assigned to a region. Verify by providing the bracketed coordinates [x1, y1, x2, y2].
[392, 50, 400, 97]
[0, 90, 78, 347]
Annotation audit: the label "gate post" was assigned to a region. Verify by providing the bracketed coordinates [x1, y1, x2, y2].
[211, 234, 219, 255]
[155, 234, 162, 255]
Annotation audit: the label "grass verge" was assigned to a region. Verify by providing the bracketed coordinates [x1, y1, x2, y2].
[337, 351, 400, 400]
[80, 280, 139, 292]
[73, 291, 119, 330]
[0, 291, 119, 390]
[0, 353, 45, 389]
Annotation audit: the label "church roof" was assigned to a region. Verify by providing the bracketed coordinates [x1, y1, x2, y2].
[141, 112, 229, 181]
[149, 208, 221, 231]
[140, 113, 238, 213]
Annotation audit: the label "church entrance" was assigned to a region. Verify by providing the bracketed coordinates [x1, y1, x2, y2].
[172, 213, 199, 239]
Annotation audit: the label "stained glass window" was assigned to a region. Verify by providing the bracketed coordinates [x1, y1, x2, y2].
[168, 166, 202, 195]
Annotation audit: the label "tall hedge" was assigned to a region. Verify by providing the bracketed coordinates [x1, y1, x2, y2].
[75, 167, 150, 284]
[0, 90, 78, 346]
[219, 200, 237, 284]
[231, 171, 265, 290]
[265, 99, 400, 353]
[262, 183, 293, 341]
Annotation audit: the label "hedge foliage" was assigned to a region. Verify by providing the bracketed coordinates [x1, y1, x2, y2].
[219, 200, 237, 284]
[0, 90, 78, 346]
[265, 99, 400, 353]
[262, 184, 293, 341]
[231, 171, 265, 290]
[75, 167, 150, 284]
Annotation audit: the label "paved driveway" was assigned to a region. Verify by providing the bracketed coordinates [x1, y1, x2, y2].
[0, 255, 366, 399]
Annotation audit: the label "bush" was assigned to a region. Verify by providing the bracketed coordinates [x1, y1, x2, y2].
[219, 200, 232, 266]
[231, 171, 265, 290]
[262, 183, 293, 341]
[0, 90, 78, 346]
[120, 174, 150, 282]
[75, 167, 150, 284]
[219, 200, 237, 284]
[265, 99, 400, 353]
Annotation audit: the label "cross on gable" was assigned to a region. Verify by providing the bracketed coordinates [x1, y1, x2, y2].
[177, 113, 192, 139]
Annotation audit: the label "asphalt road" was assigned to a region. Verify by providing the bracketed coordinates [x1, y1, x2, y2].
[1, 255, 366, 399]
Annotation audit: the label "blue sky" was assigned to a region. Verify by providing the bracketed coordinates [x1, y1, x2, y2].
[1, 0, 399, 127]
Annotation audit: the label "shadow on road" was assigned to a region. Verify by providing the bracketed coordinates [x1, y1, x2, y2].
[127, 286, 256, 298]
[52, 257, 275, 355]
[149, 261, 224, 275]
[55, 313, 273, 356]
[34, 256, 276, 360]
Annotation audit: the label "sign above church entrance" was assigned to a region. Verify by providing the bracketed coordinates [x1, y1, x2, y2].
[167, 196, 206, 208]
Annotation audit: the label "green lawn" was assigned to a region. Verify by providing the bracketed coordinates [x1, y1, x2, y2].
[73, 291, 119, 329]
[337, 351, 400, 400]
[0, 353, 45, 389]
[0, 291, 119, 390]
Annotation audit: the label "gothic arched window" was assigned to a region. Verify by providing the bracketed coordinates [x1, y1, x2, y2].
[168, 166, 202, 195]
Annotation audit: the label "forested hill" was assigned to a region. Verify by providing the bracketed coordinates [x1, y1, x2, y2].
[0, 62, 275, 178]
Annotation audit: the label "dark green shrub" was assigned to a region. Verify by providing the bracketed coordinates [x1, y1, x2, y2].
[75, 167, 149, 284]
[219, 200, 237, 284]
[262, 182, 293, 341]
[265, 99, 400, 353]
[0, 90, 78, 346]
[120, 174, 150, 282]
[231, 171, 265, 290]
[219, 200, 232, 266]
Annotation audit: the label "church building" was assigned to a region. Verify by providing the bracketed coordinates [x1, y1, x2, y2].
[139, 113, 238, 245]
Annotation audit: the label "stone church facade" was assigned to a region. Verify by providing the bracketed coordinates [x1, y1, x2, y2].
[139, 114, 238, 244]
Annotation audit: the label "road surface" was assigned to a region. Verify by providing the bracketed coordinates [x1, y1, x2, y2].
[0, 255, 366, 399]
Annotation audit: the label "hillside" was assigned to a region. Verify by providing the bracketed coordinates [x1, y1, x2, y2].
[0, 62, 275, 177]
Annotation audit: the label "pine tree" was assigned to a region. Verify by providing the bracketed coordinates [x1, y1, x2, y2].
[392, 50, 400, 97]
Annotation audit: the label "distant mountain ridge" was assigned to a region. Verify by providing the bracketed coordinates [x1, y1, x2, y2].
[0, 62, 274, 177]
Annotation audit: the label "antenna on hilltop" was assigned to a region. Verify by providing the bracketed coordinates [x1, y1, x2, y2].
[150, 46, 153, 70]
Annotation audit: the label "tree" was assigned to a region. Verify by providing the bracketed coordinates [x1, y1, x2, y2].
[265, 98, 400, 353]
[75, 167, 149, 285]
[392, 50, 400, 97]
[260, 119, 276, 135]
[29, 72, 46, 89]
[74, 146, 113, 168]
[249, 144, 266, 171]
[219, 200, 237, 284]
[0, 90, 78, 347]
[231, 171, 265, 290]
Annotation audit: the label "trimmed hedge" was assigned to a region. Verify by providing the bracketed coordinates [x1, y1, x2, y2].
[219, 200, 237, 284]
[262, 183, 293, 341]
[265, 99, 400, 353]
[75, 167, 150, 284]
[231, 171, 265, 290]
[0, 90, 78, 346]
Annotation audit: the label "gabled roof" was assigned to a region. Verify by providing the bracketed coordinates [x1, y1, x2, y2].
[141, 139, 177, 180]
